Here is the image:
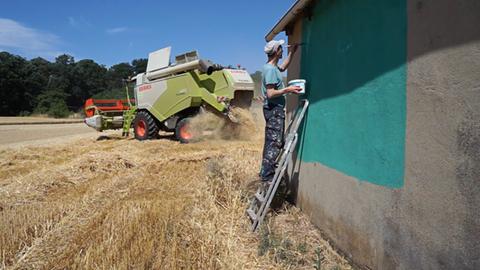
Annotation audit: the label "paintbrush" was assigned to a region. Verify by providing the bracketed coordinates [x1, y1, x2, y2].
[287, 43, 305, 47]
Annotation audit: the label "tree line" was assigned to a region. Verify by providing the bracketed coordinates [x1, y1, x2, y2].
[0, 51, 147, 118]
[0, 51, 263, 118]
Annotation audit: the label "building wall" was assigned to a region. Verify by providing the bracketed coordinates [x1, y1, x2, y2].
[299, 0, 407, 188]
[285, 19, 303, 121]
[287, 0, 480, 269]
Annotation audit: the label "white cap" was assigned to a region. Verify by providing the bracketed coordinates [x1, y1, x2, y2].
[264, 39, 285, 55]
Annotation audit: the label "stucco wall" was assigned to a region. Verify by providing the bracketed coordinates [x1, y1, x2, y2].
[285, 19, 303, 121]
[287, 0, 480, 269]
[298, 0, 407, 188]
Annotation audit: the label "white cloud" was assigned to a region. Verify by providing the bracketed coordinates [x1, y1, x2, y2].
[68, 16, 91, 29]
[0, 18, 62, 58]
[106, 27, 128, 34]
[68, 16, 77, 27]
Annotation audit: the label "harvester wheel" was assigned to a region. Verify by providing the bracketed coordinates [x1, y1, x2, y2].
[175, 117, 193, 144]
[133, 111, 159, 140]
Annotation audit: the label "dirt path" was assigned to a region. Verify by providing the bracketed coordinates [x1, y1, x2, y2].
[0, 117, 83, 125]
[0, 123, 109, 149]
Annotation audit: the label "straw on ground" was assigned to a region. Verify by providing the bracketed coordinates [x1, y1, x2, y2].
[0, 124, 351, 269]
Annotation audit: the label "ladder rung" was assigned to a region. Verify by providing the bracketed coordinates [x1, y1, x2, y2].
[247, 209, 257, 221]
[255, 192, 265, 202]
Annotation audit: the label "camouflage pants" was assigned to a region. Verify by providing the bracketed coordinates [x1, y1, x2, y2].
[260, 104, 285, 181]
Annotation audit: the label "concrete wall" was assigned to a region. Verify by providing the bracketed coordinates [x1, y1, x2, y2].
[286, 0, 480, 269]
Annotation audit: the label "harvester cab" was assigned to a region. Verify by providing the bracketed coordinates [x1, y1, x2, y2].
[84, 47, 254, 143]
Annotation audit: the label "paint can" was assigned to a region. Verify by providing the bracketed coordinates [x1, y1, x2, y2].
[288, 79, 306, 95]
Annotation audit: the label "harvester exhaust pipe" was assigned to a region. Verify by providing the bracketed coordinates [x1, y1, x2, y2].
[146, 59, 223, 81]
[199, 59, 224, 75]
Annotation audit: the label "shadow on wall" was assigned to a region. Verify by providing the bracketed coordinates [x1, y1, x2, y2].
[407, 0, 480, 62]
[294, 0, 480, 188]
[300, 0, 480, 102]
[300, 0, 406, 103]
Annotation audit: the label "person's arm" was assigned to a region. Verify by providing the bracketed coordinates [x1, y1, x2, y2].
[266, 84, 301, 99]
[278, 44, 298, 72]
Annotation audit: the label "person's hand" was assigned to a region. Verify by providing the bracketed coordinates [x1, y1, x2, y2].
[285, 85, 302, 94]
[289, 44, 299, 54]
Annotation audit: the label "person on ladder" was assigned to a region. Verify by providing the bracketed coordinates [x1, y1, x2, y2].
[260, 40, 301, 184]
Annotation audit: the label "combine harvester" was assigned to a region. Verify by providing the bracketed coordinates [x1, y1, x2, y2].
[84, 47, 254, 142]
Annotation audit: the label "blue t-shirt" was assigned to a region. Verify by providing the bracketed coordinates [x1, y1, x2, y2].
[261, 63, 285, 107]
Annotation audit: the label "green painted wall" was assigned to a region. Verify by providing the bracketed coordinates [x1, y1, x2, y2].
[299, 0, 407, 188]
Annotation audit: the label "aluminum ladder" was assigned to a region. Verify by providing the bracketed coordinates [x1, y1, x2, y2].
[247, 99, 309, 232]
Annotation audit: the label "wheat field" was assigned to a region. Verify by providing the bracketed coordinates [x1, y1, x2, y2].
[0, 112, 352, 270]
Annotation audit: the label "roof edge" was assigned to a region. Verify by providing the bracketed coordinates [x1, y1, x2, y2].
[265, 0, 313, 41]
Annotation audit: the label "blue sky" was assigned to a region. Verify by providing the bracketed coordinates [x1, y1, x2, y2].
[0, 0, 292, 72]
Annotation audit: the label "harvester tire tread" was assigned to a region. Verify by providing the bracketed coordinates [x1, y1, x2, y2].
[175, 117, 193, 144]
[133, 111, 159, 140]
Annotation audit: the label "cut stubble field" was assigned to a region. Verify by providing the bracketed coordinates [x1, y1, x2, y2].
[0, 113, 352, 269]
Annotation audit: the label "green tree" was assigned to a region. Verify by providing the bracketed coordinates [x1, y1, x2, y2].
[22, 57, 52, 112]
[55, 54, 75, 66]
[0, 52, 28, 115]
[71, 59, 108, 108]
[132, 58, 147, 75]
[35, 89, 70, 118]
[106, 62, 134, 89]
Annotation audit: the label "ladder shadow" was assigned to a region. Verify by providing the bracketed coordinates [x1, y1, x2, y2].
[270, 175, 294, 211]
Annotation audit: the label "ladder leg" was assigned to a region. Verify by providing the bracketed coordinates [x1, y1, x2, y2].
[247, 99, 309, 232]
[253, 136, 298, 232]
